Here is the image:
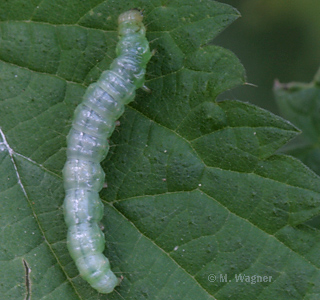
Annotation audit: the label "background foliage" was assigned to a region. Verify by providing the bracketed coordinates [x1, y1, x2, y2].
[215, 0, 320, 113]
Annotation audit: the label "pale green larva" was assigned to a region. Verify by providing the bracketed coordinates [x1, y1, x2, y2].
[62, 10, 151, 294]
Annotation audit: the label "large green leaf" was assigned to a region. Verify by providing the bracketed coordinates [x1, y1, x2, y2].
[274, 68, 320, 175]
[1, 1, 320, 299]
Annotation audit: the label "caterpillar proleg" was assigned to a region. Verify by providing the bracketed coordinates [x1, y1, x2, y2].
[62, 10, 151, 294]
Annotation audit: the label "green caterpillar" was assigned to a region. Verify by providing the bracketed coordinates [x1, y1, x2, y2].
[62, 10, 151, 294]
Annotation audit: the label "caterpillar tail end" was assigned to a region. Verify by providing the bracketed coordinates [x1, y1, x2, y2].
[75, 253, 121, 294]
[90, 270, 121, 294]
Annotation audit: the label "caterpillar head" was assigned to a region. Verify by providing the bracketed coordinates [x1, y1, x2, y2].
[118, 9, 146, 36]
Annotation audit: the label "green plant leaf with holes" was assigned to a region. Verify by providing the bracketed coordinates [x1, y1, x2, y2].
[1, 1, 320, 299]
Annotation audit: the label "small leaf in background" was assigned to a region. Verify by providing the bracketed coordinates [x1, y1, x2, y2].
[274, 67, 320, 175]
[0, 1, 320, 299]
[273, 69, 320, 293]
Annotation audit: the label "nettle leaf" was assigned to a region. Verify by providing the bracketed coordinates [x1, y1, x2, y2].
[274, 68, 320, 175]
[1, 1, 320, 299]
